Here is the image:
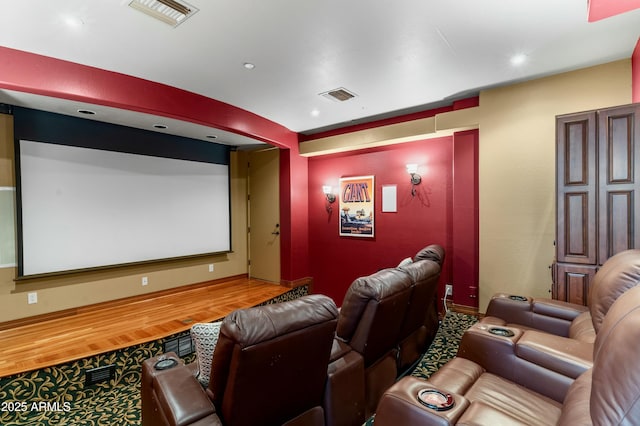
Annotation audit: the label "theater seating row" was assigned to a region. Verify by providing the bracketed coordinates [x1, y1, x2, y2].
[140, 244, 445, 426]
[374, 249, 640, 425]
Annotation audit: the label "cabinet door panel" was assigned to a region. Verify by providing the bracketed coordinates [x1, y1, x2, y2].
[557, 112, 597, 264]
[554, 263, 597, 305]
[598, 105, 640, 264]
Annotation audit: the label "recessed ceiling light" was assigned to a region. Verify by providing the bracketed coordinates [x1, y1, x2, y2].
[77, 109, 96, 115]
[310, 109, 320, 117]
[243, 62, 256, 70]
[153, 124, 168, 129]
[510, 53, 528, 66]
[62, 15, 84, 28]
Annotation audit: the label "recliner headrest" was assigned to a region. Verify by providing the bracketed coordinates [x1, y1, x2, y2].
[413, 244, 445, 266]
[222, 294, 338, 347]
[588, 249, 640, 333]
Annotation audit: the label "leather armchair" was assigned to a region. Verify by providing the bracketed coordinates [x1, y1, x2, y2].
[374, 285, 640, 425]
[396, 245, 444, 372]
[480, 249, 640, 340]
[456, 249, 640, 401]
[323, 244, 444, 426]
[141, 294, 338, 426]
[335, 267, 414, 419]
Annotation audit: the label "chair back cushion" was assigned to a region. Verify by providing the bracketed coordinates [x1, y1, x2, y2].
[590, 285, 640, 423]
[588, 249, 640, 332]
[337, 268, 413, 366]
[209, 294, 338, 426]
[397, 259, 441, 342]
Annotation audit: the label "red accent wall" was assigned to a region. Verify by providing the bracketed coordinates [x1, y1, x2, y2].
[308, 138, 454, 305]
[452, 130, 479, 307]
[633, 38, 640, 103]
[0, 46, 297, 148]
[280, 145, 310, 282]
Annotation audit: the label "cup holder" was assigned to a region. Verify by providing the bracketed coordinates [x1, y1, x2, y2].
[508, 295, 528, 302]
[417, 389, 455, 411]
[488, 327, 515, 337]
[154, 355, 179, 370]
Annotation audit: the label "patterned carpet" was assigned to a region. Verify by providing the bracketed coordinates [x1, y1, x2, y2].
[0, 298, 476, 426]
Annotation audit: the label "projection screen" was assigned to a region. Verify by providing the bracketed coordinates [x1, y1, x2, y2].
[18, 140, 230, 277]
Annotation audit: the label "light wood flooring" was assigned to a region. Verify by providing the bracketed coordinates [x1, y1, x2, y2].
[0, 276, 289, 378]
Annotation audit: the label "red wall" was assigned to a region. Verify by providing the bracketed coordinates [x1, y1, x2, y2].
[308, 137, 454, 305]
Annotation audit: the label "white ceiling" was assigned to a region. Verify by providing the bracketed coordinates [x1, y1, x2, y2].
[0, 0, 639, 146]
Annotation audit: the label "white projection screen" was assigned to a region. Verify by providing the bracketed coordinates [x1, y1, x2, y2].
[18, 140, 230, 276]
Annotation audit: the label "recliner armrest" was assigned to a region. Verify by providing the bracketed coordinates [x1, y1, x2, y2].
[484, 293, 534, 326]
[375, 376, 469, 426]
[532, 299, 588, 322]
[516, 330, 592, 379]
[152, 363, 219, 426]
[483, 294, 589, 337]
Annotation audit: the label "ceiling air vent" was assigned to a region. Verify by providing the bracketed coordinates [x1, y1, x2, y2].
[129, 0, 198, 27]
[320, 87, 358, 102]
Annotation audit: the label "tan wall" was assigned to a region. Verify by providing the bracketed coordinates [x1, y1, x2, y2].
[478, 59, 632, 312]
[0, 114, 248, 322]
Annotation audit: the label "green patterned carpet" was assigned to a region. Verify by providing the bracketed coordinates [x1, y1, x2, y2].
[0, 298, 475, 426]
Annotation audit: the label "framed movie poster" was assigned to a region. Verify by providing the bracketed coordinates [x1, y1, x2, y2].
[339, 175, 374, 237]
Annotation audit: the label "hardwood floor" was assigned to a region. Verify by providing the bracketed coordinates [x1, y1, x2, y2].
[0, 276, 290, 378]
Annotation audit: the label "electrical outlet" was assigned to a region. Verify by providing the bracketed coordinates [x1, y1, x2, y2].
[142, 276, 148, 286]
[445, 284, 453, 297]
[28, 292, 38, 304]
[208, 264, 214, 272]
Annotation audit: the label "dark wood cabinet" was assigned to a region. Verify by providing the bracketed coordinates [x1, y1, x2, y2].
[554, 104, 640, 304]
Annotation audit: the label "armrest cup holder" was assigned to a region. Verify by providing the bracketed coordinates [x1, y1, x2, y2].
[488, 327, 515, 337]
[508, 295, 528, 302]
[375, 377, 469, 426]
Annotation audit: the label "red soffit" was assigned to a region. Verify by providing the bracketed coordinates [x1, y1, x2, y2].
[588, 0, 640, 22]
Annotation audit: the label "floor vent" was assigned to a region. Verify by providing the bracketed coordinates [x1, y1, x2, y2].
[164, 334, 194, 357]
[320, 87, 357, 102]
[85, 364, 116, 386]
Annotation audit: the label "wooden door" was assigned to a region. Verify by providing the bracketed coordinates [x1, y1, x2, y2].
[248, 148, 281, 283]
[556, 112, 597, 265]
[597, 104, 640, 265]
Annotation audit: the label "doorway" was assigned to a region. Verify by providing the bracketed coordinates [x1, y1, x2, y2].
[247, 147, 281, 283]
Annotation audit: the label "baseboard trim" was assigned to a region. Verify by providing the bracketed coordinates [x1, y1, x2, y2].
[280, 276, 313, 291]
[447, 302, 480, 318]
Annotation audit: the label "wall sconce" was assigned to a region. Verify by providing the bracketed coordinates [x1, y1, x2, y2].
[406, 164, 421, 196]
[323, 185, 336, 212]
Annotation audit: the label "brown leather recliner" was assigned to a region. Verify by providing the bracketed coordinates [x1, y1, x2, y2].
[396, 244, 445, 372]
[480, 249, 640, 341]
[456, 249, 640, 401]
[374, 285, 640, 425]
[323, 245, 444, 426]
[141, 294, 338, 426]
[335, 267, 414, 419]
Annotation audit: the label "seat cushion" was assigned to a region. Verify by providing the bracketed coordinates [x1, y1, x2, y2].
[464, 373, 562, 426]
[428, 357, 485, 395]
